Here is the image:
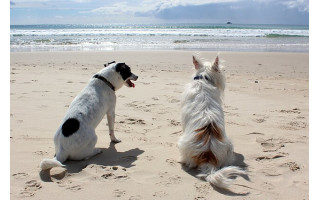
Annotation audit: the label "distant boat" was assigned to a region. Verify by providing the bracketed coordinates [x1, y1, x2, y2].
[226, 22, 232, 24]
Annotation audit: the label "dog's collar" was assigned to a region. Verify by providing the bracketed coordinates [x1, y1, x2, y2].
[93, 74, 115, 91]
[194, 75, 209, 81]
[194, 74, 216, 86]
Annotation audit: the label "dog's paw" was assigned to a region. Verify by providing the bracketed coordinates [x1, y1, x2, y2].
[111, 139, 122, 143]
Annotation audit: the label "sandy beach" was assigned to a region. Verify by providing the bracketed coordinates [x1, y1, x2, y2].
[10, 51, 309, 199]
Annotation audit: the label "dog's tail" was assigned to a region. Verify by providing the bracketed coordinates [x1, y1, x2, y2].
[197, 166, 247, 189]
[193, 123, 247, 189]
[40, 158, 65, 170]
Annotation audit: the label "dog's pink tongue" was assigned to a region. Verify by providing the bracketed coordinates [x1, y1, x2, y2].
[132, 83, 135, 88]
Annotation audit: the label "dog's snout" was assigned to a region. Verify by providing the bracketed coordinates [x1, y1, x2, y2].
[132, 74, 138, 81]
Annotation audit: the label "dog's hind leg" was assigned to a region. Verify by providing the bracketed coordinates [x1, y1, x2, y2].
[68, 128, 102, 160]
[107, 111, 121, 143]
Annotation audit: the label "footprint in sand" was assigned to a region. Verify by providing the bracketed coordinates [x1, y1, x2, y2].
[194, 197, 207, 200]
[166, 97, 180, 104]
[279, 120, 307, 131]
[113, 189, 126, 197]
[33, 150, 48, 156]
[101, 172, 114, 179]
[279, 108, 301, 114]
[252, 113, 268, 123]
[143, 155, 155, 161]
[100, 166, 128, 181]
[255, 154, 286, 161]
[126, 102, 151, 113]
[225, 105, 239, 111]
[195, 182, 210, 194]
[280, 161, 300, 172]
[288, 121, 307, 129]
[20, 180, 42, 197]
[260, 165, 287, 177]
[25, 180, 42, 190]
[157, 172, 182, 186]
[66, 185, 83, 191]
[126, 118, 146, 125]
[129, 195, 143, 200]
[12, 172, 29, 179]
[254, 118, 266, 123]
[165, 158, 177, 167]
[247, 132, 265, 136]
[256, 137, 292, 152]
[168, 119, 181, 126]
[166, 83, 179, 86]
[153, 191, 168, 198]
[152, 97, 159, 101]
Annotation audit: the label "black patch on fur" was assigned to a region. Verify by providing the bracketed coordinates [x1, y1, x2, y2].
[61, 118, 80, 137]
[115, 63, 132, 81]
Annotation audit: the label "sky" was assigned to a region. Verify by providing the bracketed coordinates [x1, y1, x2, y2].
[10, 0, 309, 25]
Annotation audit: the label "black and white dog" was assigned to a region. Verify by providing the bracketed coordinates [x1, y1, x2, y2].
[40, 62, 138, 170]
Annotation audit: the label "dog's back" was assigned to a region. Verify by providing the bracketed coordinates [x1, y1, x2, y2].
[178, 55, 246, 189]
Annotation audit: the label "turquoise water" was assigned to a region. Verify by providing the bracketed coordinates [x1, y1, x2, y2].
[10, 24, 309, 52]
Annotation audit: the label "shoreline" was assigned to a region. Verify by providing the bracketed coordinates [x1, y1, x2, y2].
[10, 50, 309, 199]
[10, 49, 309, 53]
[10, 49, 309, 55]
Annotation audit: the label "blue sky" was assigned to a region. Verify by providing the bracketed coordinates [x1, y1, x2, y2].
[10, 0, 309, 25]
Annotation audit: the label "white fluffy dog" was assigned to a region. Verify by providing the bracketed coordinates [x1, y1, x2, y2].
[40, 62, 138, 170]
[178, 55, 246, 189]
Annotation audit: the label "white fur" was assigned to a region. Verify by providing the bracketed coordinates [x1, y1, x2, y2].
[40, 63, 138, 170]
[178, 55, 246, 189]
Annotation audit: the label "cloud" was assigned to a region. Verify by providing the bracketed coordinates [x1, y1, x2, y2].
[140, 0, 308, 24]
[11, 0, 49, 3]
[72, 0, 92, 3]
[10, 0, 309, 25]
[281, 0, 309, 12]
[83, 2, 135, 15]
[83, 0, 241, 16]
[251, 0, 309, 12]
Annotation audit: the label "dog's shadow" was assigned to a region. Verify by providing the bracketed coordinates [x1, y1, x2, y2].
[182, 152, 250, 196]
[40, 142, 144, 182]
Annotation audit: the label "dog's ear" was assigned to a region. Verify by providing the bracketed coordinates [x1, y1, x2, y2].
[193, 56, 201, 70]
[212, 56, 219, 72]
[105, 61, 116, 67]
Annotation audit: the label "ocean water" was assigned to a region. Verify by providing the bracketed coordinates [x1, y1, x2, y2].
[10, 24, 309, 52]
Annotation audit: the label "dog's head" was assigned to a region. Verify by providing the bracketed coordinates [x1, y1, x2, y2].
[192, 55, 225, 92]
[114, 62, 138, 88]
[100, 61, 138, 90]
